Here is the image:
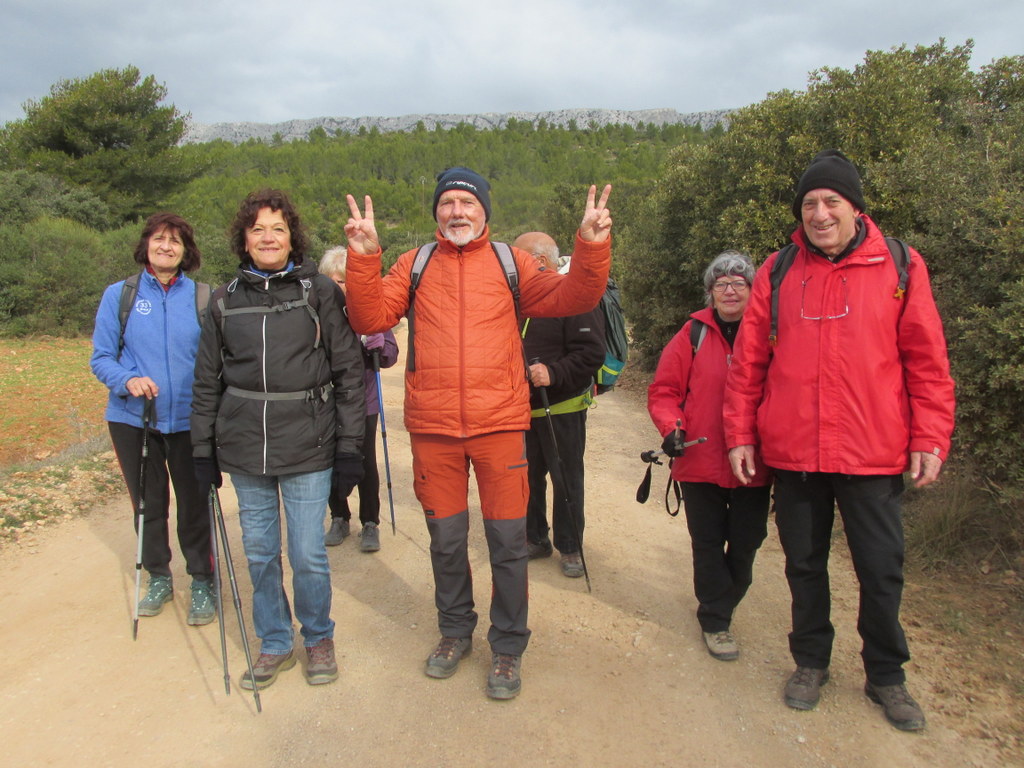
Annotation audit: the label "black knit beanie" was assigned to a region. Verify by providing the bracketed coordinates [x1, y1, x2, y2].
[792, 149, 866, 219]
[432, 167, 492, 221]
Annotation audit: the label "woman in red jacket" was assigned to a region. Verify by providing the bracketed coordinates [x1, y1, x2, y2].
[647, 251, 770, 662]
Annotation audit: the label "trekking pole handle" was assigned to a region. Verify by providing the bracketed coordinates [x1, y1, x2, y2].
[371, 347, 381, 373]
[640, 436, 708, 463]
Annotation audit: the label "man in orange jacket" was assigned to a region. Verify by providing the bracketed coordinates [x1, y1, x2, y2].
[724, 150, 955, 731]
[343, 168, 612, 699]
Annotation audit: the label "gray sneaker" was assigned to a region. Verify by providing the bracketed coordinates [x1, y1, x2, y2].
[424, 636, 472, 679]
[305, 638, 339, 686]
[703, 630, 739, 661]
[560, 552, 585, 578]
[240, 650, 296, 691]
[360, 522, 381, 552]
[784, 666, 830, 710]
[865, 681, 926, 731]
[187, 579, 216, 626]
[138, 575, 173, 617]
[325, 518, 350, 546]
[486, 653, 522, 700]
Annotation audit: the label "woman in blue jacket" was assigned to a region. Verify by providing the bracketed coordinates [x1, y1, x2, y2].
[90, 213, 214, 626]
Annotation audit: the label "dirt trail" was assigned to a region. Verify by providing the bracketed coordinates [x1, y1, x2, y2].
[0, 324, 1005, 768]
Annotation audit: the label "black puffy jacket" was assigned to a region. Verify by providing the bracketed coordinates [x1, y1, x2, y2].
[191, 261, 365, 476]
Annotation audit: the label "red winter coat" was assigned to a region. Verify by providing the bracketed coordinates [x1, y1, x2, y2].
[648, 307, 769, 487]
[345, 227, 610, 438]
[723, 216, 955, 475]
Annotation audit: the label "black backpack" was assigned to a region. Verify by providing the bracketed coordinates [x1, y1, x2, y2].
[768, 237, 909, 346]
[117, 271, 211, 360]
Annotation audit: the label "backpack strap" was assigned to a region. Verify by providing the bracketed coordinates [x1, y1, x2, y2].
[216, 277, 321, 350]
[884, 237, 911, 299]
[406, 243, 438, 372]
[491, 242, 520, 317]
[194, 281, 211, 326]
[116, 272, 143, 361]
[689, 319, 708, 355]
[768, 243, 798, 347]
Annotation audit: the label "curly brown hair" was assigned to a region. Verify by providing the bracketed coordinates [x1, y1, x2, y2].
[229, 188, 308, 265]
[132, 213, 202, 272]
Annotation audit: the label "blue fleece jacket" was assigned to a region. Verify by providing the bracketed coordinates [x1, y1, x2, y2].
[90, 270, 202, 434]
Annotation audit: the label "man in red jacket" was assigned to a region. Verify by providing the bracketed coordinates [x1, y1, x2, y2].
[724, 150, 955, 731]
[343, 169, 612, 700]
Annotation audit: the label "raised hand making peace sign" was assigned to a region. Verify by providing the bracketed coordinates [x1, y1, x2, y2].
[579, 184, 613, 243]
[344, 194, 380, 255]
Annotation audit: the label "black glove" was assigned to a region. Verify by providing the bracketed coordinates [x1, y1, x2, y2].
[193, 456, 222, 490]
[333, 454, 364, 497]
[661, 430, 687, 458]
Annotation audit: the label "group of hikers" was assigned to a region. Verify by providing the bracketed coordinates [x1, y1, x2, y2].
[90, 152, 954, 730]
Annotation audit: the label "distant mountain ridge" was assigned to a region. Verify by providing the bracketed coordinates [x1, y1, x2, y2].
[182, 108, 732, 144]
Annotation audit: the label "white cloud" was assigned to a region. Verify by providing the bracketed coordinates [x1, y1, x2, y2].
[2, 0, 1021, 126]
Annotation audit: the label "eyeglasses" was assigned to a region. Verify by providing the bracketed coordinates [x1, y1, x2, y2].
[800, 276, 849, 320]
[712, 279, 749, 293]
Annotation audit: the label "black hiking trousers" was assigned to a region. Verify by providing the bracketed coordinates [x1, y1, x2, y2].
[680, 481, 771, 633]
[773, 470, 910, 686]
[525, 409, 587, 555]
[109, 421, 213, 580]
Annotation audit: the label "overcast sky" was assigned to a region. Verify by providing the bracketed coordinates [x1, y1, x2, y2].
[3, 0, 1022, 127]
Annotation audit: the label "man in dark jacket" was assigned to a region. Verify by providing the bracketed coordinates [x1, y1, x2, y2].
[515, 232, 605, 579]
[724, 150, 955, 732]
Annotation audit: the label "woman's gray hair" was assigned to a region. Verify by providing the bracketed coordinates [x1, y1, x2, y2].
[320, 246, 347, 278]
[703, 250, 755, 305]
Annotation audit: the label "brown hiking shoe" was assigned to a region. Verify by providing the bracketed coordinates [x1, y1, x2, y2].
[865, 681, 926, 731]
[784, 666, 830, 710]
[424, 636, 472, 679]
[305, 638, 339, 685]
[486, 653, 522, 700]
[240, 650, 296, 691]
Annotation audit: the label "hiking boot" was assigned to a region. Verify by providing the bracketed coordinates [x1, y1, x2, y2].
[137, 575, 173, 617]
[360, 522, 381, 553]
[784, 666, 830, 710]
[527, 538, 553, 559]
[240, 650, 296, 691]
[424, 636, 472, 679]
[560, 552, 585, 578]
[305, 638, 339, 686]
[703, 630, 739, 661]
[865, 681, 926, 731]
[486, 653, 522, 700]
[187, 578, 216, 626]
[325, 517, 350, 546]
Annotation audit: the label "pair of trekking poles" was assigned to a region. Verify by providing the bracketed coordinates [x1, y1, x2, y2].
[129, 400, 263, 711]
[130, 352, 398, 711]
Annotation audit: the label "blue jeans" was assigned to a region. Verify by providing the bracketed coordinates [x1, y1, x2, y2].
[231, 469, 334, 655]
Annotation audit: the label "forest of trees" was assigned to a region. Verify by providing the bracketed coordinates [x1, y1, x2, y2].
[1, 41, 1022, 553]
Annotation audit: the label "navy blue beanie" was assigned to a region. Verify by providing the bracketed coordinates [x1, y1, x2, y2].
[432, 167, 492, 221]
[792, 149, 866, 219]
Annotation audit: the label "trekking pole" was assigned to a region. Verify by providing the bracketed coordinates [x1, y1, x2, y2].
[372, 349, 397, 535]
[132, 397, 155, 641]
[210, 486, 262, 713]
[208, 488, 230, 695]
[530, 358, 591, 593]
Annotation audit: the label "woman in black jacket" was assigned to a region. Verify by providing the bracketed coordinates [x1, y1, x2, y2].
[191, 189, 365, 691]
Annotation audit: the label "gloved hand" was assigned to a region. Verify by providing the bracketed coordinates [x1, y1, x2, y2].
[333, 454, 364, 497]
[193, 456, 222, 490]
[363, 333, 386, 351]
[661, 430, 687, 458]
